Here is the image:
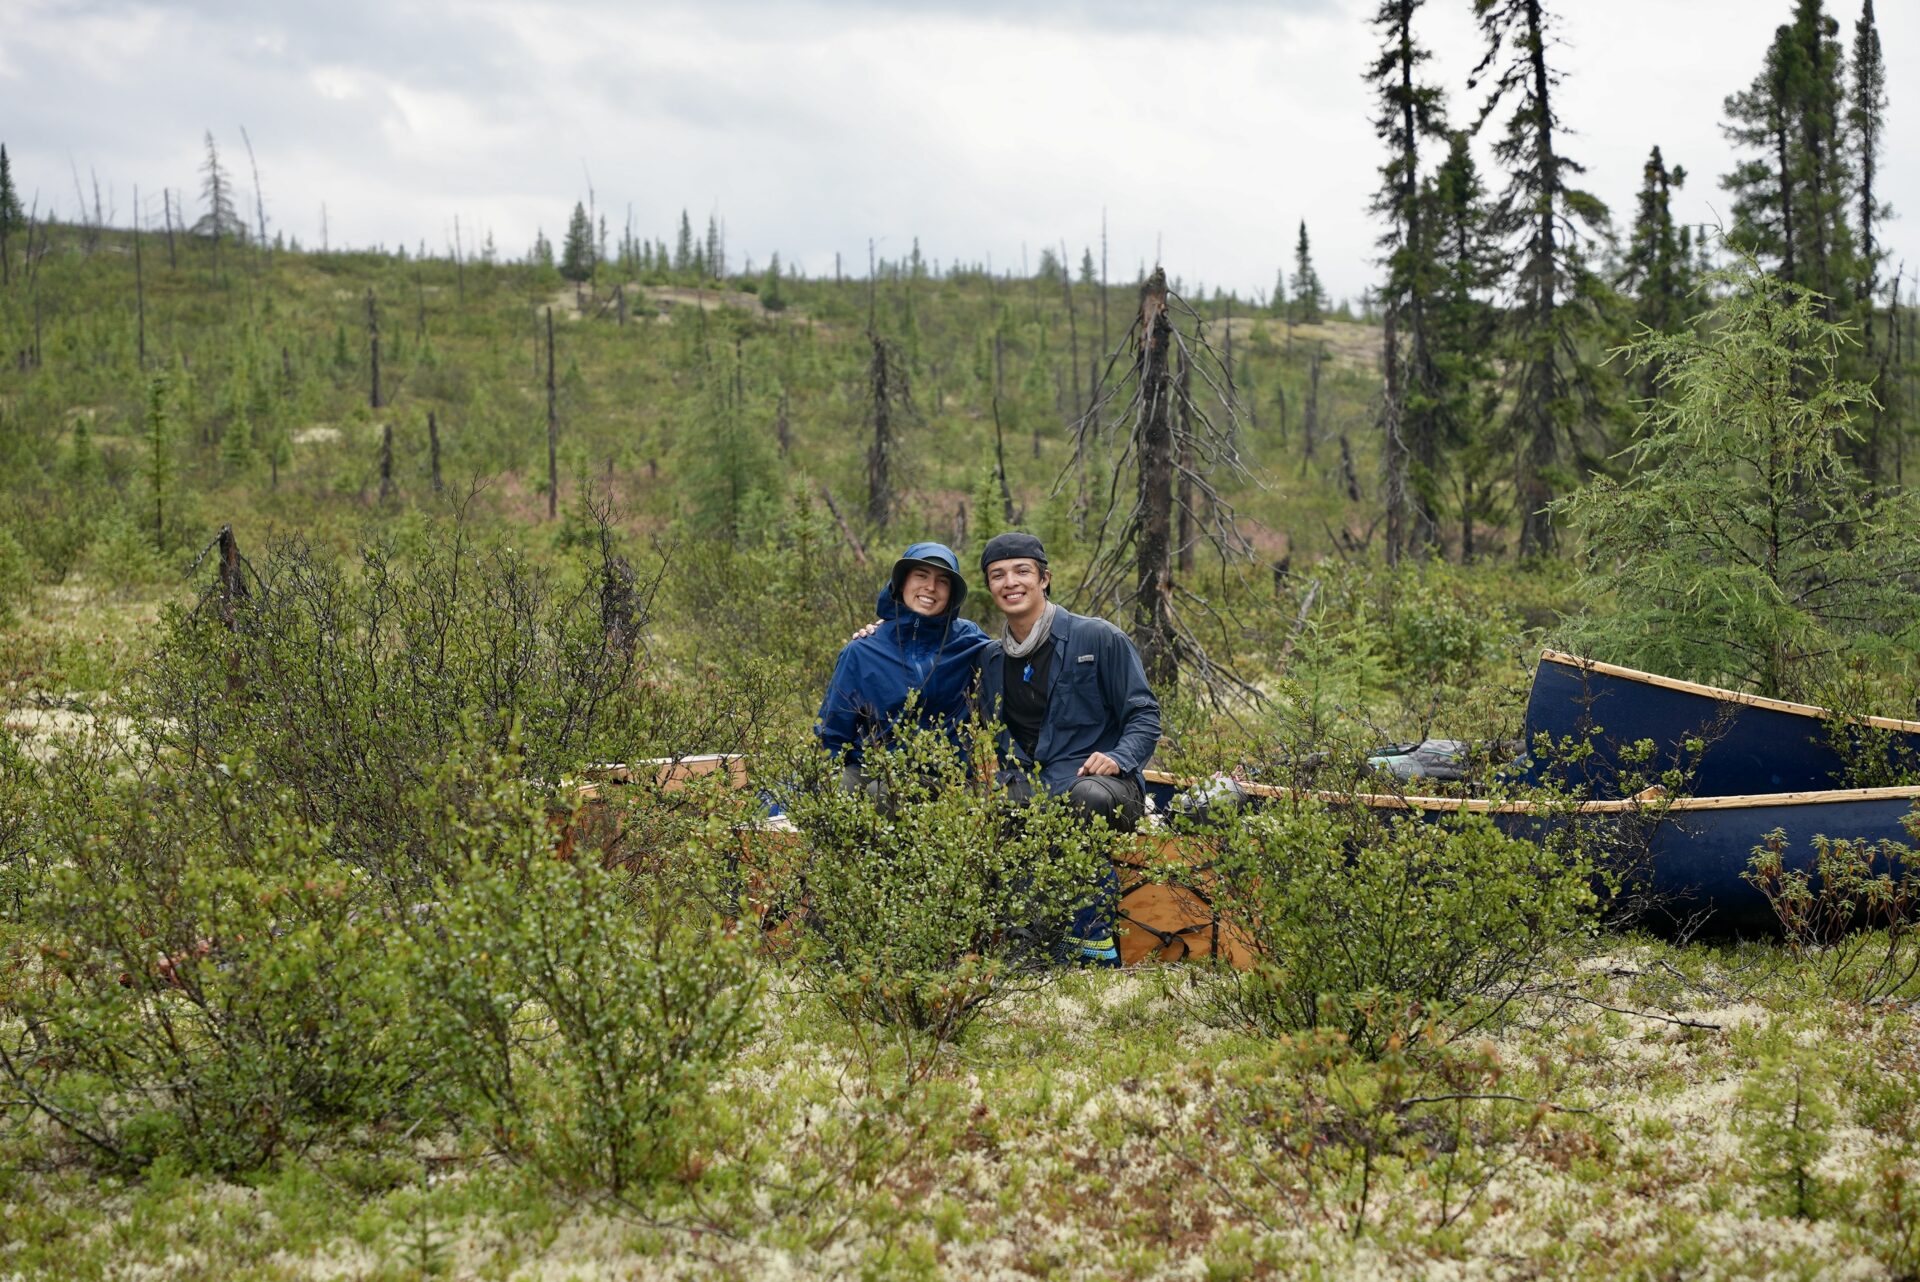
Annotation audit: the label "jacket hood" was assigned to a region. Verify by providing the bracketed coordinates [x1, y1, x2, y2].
[887, 541, 967, 615]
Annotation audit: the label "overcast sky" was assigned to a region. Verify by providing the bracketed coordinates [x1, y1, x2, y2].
[7, 0, 1914, 303]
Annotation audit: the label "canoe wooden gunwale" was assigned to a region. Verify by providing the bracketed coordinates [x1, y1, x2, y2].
[1141, 767, 1920, 817]
[1539, 649, 1920, 736]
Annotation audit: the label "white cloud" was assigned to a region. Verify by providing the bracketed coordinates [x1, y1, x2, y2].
[9, 0, 1915, 303]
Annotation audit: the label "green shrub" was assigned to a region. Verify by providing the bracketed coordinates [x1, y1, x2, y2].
[0, 525, 30, 624]
[1737, 1039, 1838, 1219]
[0, 726, 37, 925]
[769, 719, 1114, 1041]
[130, 513, 782, 902]
[413, 754, 760, 1197]
[5, 758, 426, 1174]
[1744, 810, 1920, 1002]
[1187, 1026, 1537, 1239]
[1193, 795, 1598, 1055]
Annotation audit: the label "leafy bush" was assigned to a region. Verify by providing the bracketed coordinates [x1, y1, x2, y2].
[0, 727, 38, 924]
[130, 513, 782, 901]
[0, 524, 31, 623]
[1180, 1027, 1545, 1239]
[1744, 811, 1920, 1002]
[413, 754, 760, 1197]
[1192, 795, 1598, 1055]
[4, 757, 427, 1174]
[768, 719, 1115, 1041]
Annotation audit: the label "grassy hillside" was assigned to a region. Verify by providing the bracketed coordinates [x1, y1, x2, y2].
[0, 226, 1391, 578]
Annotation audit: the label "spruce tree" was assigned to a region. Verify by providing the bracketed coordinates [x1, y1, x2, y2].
[1290, 221, 1324, 324]
[1426, 131, 1503, 559]
[1850, 0, 1887, 315]
[193, 131, 246, 275]
[1848, 0, 1893, 472]
[1369, 0, 1448, 557]
[1619, 146, 1696, 404]
[1270, 267, 1288, 317]
[559, 201, 594, 283]
[0, 145, 22, 286]
[1789, 0, 1853, 314]
[1723, 3, 1855, 313]
[674, 211, 693, 273]
[1475, 0, 1617, 557]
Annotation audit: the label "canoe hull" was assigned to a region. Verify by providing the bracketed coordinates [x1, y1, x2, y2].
[1524, 652, 1920, 799]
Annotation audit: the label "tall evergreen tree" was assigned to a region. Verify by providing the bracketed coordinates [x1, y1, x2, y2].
[674, 210, 694, 273]
[1619, 146, 1696, 404]
[0, 145, 22, 286]
[1723, 3, 1855, 313]
[1849, 0, 1888, 319]
[1848, 0, 1893, 472]
[1474, 0, 1617, 557]
[559, 201, 594, 283]
[1426, 132, 1504, 559]
[1290, 221, 1324, 324]
[1369, 0, 1448, 558]
[192, 131, 246, 274]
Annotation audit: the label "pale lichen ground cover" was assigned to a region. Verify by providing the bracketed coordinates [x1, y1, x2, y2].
[3, 938, 1917, 1281]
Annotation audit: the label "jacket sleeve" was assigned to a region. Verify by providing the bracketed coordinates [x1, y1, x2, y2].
[1099, 625, 1162, 773]
[815, 644, 866, 760]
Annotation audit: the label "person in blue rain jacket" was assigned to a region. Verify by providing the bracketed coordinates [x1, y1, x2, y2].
[815, 542, 994, 799]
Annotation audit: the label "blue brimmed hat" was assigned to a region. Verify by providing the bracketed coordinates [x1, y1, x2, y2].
[889, 541, 966, 613]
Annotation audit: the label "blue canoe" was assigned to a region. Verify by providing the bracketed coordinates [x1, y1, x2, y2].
[1145, 769, 1920, 936]
[1523, 650, 1920, 799]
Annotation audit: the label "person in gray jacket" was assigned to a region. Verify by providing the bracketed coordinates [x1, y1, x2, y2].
[974, 532, 1161, 966]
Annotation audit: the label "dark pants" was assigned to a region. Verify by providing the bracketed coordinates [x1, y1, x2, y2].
[1000, 771, 1143, 963]
[839, 763, 887, 808]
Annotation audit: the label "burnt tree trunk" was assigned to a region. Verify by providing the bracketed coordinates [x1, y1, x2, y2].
[1175, 348, 1195, 574]
[367, 289, 382, 410]
[162, 189, 178, 270]
[428, 410, 443, 493]
[1133, 268, 1177, 690]
[775, 386, 791, 457]
[991, 396, 1016, 523]
[546, 307, 559, 520]
[866, 334, 894, 530]
[1302, 343, 1323, 467]
[379, 423, 394, 501]
[1381, 301, 1407, 563]
[133, 190, 147, 370]
[216, 525, 247, 632]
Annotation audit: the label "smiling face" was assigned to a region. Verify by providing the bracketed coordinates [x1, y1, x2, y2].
[900, 565, 953, 617]
[985, 558, 1049, 626]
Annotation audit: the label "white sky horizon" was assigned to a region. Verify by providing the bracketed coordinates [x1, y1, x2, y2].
[6, 0, 1913, 306]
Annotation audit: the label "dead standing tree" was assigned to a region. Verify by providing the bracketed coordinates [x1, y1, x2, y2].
[546, 307, 560, 520]
[865, 332, 909, 531]
[1068, 267, 1260, 701]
